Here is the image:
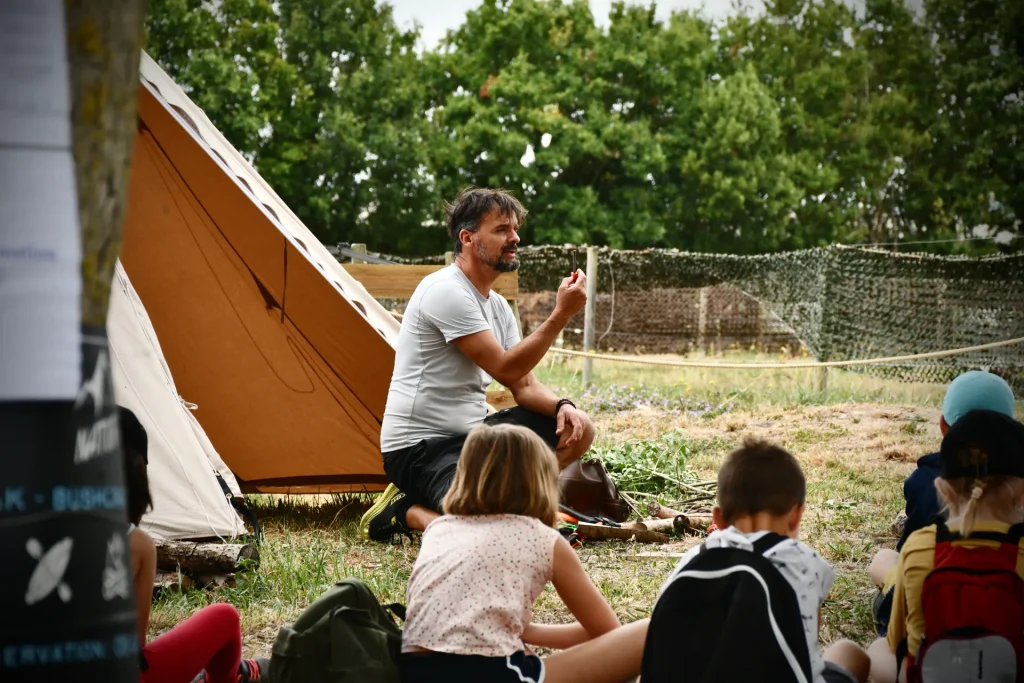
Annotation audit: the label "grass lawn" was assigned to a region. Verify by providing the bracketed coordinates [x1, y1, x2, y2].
[148, 351, 1022, 659]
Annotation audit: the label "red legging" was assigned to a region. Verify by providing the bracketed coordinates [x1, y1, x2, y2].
[141, 603, 241, 683]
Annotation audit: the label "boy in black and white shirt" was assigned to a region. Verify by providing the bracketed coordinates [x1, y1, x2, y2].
[656, 439, 870, 683]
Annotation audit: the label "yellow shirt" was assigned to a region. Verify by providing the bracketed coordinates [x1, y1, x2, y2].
[887, 521, 1024, 657]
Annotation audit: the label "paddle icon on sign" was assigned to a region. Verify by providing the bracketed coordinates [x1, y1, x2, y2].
[24, 537, 73, 606]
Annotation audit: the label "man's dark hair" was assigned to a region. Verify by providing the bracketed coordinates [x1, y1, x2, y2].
[444, 187, 527, 254]
[119, 406, 153, 526]
[716, 437, 805, 525]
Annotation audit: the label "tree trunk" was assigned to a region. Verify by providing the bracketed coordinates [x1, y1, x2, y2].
[157, 542, 260, 574]
[0, 2, 147, 680]
[68, 1, 150, 326]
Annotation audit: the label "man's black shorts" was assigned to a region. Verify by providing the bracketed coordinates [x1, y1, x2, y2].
[382, 407, 560, 513]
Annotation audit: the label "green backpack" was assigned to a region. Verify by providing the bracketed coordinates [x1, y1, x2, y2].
[270, 578, 406, 683]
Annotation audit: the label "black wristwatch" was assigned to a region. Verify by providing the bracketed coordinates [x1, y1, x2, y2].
[555, 398, 576, 416]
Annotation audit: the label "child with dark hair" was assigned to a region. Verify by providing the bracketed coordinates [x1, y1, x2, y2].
[119, 405, 153, 528]
[117, 406, 268, 683]
[655, 438, 870, 683]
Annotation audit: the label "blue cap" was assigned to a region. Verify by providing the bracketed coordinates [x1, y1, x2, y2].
[942, 371, 1016, 427]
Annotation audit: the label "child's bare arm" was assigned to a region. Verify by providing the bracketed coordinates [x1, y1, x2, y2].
[130, 528, 157, 646]
[549, 536, 621, 640]
[521, 622, 591, 649]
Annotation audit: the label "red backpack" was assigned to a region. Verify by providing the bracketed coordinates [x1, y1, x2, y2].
[904, 520, 1024, 683]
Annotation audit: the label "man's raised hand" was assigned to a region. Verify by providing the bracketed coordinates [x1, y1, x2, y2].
[554, 269, 587, 323]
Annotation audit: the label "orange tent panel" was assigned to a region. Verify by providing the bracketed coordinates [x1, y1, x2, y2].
[121, 54, 397, 493]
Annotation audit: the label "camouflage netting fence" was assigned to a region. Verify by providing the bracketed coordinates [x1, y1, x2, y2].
[518, 285, 804, 356]
[357, 244, 1024, 392]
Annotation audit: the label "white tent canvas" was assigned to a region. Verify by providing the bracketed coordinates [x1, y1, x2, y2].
[108, 261, 246, 542]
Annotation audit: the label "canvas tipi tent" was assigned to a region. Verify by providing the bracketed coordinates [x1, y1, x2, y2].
[109, 261, 247, 542]
[118, 52, 400, 502]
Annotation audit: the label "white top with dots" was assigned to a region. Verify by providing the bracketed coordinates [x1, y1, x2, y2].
[401, 513, 561, 657]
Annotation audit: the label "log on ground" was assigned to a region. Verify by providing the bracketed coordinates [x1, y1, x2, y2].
[192, 573, 236, 590]
[153, 570, 193, 594]
[676, 513, 714, 530]
[576, 522, 668, 544]
[645, 501, 685, 519]
[157, 542, 259, 574]
[642, 517, 690, 534]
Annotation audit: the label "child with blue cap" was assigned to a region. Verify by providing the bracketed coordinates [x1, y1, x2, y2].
[868, 370, 1016, 639]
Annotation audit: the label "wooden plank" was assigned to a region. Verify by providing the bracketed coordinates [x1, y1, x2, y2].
[342, 264, 519, 301]
[623, 553, 687, 561]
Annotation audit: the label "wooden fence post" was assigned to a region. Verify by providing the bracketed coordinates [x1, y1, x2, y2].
[582, 246, 598, 387]
[697, 287, 709, 352]
[350, 243, 367, 263]
[817, 366, 830, 393]
[444, 251, 454, 266]
[510, 300, 523, 337]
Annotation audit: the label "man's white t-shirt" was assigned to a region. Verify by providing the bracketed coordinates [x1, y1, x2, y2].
[657, 526, 836, 683]
[380, 265, 521, 453]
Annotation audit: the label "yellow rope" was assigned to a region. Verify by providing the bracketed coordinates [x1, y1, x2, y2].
[546, 337, 1024, 369]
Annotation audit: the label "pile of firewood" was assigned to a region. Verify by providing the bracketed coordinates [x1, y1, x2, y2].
[153, 541, 259, 595]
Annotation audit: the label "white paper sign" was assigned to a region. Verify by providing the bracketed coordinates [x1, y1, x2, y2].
[0, 0, 82, 400]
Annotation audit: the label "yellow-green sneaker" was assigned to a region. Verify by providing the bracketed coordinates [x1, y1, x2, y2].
[359, 483, 405, 540]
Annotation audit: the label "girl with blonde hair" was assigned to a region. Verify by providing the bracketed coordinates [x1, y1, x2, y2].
[399, 423, 649, 683]
[868, 409, 1024, 683]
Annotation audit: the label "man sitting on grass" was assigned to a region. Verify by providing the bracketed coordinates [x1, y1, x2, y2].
[360, 187, 594, 543]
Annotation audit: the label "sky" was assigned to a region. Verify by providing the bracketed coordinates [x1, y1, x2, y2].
[387, 0, 767, 51]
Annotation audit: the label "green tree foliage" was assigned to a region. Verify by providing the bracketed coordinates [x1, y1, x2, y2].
[143, 0, 1022, 255]
[923, 0, 1023, 240]
[145, 0, 286, 156]
[146, 0, 437, 252]
[260, 0, 437, 253]
[423, 0, 667, 249]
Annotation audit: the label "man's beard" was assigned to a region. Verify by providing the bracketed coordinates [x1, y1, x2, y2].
[477, 241, 520, 272]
